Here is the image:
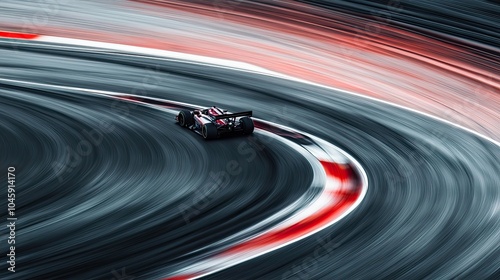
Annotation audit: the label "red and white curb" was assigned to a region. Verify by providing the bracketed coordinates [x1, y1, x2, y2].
[162, 126, 366, 280]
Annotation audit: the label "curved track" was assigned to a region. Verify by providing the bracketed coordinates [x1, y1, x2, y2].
[0, 39, 499, 280]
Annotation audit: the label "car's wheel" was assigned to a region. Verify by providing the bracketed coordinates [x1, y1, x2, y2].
[202, 123, 218, 139]
[240, 117, 254, 134]
[178, 110, 194, 127]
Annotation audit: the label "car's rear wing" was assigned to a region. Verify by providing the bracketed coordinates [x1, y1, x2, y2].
[213, 111, 252, 120]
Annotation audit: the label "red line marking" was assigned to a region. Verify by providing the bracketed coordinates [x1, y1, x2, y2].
[320, 161, 353, 183]
[0, 31, 39, 39]
[220, 161, 361, 255]
[163, 274, 197, 280]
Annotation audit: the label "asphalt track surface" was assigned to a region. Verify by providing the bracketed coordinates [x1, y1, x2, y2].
[0, 40, 499, 279]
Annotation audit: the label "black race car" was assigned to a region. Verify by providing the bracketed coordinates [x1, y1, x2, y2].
[176, 106, 254, 139]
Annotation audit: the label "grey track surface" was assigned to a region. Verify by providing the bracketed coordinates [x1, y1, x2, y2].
[0, 41, 499, 280]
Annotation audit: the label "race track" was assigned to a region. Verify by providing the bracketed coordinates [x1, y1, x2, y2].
[0, 38, 499, 279]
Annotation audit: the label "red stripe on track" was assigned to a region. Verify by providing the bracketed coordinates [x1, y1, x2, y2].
[0, 31, 39, 39]
[320, 161, 353, 182]
[164, 274, 197, 280]
[220, 162, 362, 255]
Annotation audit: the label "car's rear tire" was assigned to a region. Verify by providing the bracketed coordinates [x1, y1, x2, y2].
[240, 117, 254, 134]
[202, 123, 218, 139]
[178, 110, 194, 127]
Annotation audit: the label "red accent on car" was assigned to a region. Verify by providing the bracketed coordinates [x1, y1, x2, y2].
[209, 107, 226, 126]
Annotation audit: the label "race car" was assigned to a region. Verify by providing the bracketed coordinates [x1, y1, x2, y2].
[176, 106, 254, 139]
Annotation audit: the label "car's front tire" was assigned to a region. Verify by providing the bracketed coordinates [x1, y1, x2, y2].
[202, 123, 218, 140]
[178, 110, 194, 127]
[240, 117, 254, 134]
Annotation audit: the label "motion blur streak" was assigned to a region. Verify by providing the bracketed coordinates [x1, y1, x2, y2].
[0, 0, 499, 279]
[1, 0, 496, 139]
[131, 0, 500, 141]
